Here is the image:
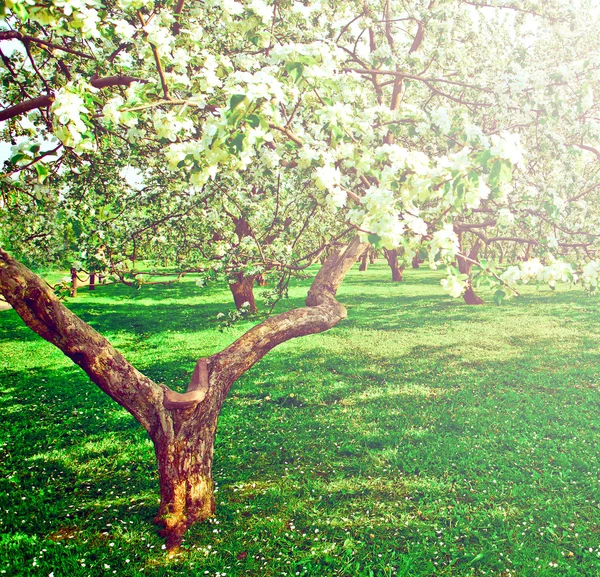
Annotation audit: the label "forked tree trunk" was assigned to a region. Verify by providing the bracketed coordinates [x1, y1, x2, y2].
[383, 248, 404, 282]
[457, 236, 484, 305]
[0, 237, 367, 550]
[229, 273, 257, 313]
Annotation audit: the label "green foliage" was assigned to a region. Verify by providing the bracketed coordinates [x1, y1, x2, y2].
[2, 265, 600, 576]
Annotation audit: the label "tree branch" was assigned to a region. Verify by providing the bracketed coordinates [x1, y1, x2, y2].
[0, 30, 94, 59]
[0, 247, 164, 432]
[208, 237, 367, 397]
[0, 95, 54, 122]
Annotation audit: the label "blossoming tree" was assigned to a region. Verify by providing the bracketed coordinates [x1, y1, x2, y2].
[1, 0, 598, 548]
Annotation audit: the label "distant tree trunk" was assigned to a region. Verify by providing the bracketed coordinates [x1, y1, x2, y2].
[256, 274, 267, 286]
[383, 248, 404, 282]
[412, 255, 420, 269]
[229, 273, 257, 313]
[70, 266, 78, 297]
[359, 251, 369, 271]
[89, 271, 96, 291]
[369, 251, 375, 264]
[457, 236, 484, 305]
[0, 238, 367, 550]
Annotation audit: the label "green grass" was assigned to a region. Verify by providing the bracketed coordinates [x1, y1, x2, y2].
[1, 263, 600, 576]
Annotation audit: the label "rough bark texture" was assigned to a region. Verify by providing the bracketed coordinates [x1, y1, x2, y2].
[0, 248, 164, 431]
[0, 237, 368, 549]
[456, 237, 484, 305]
[383, 249, 404, 282]
[229, 273, 257, 313]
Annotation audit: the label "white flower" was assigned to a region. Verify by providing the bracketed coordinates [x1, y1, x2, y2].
[102, 96, 124, 125]
[221, 0, 244, 17]
[440, 275, 466, 298]
[430, 107, 452, 135]
[490, 131, 525, 167]
[248, 0, 273, 24]
[405, 215, 428, 236]
[429, 224, 459, 266]
[500, 265, 521, 285]
[113, 18, 136, 38]
[497, 208, 515, 227]
[314, 164, 341, 191]
[326, 186, 347, 210]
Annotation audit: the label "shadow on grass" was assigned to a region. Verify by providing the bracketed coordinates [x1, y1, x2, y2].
[2, 264, 600, 576]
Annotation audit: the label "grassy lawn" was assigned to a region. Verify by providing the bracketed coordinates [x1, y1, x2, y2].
[1, 263, 600, 576]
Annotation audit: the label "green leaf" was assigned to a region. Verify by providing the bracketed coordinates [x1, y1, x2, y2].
[10, 153, 25, 165]
[478, 149, 493, 169]
[489, 159, 502, 187]
[12, 1, 28, 19]
[35, 163, 49, 183]
[285, 62, 304, 83]
[229, 94, 246, 111]
[367, 234, 381, 247]
[478, 258, 488, 270]
[493, 289, 506, 306]
[498, 161, 513, 184]
[246, 114, 260, 128]
[228, 132, 245, 154]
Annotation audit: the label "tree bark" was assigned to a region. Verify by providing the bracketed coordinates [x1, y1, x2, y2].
[383, 248, 404, 282]
[412, 255, 420, 269]
[152, 409, 218, 549]
[359, 251, 369, 272]
[70, 266, 78, 297]
[457, 237, 484, 305]
[0, 237, 367, 549]
[229, 273, 257, 313]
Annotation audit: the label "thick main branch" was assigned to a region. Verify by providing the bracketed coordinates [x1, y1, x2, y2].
[0, 247, 163, 431]
[208, 237, 367, 398]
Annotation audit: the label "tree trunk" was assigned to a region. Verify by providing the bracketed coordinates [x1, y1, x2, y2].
[369, 251, 375, 264]
[229, 273, 257, 313]
[457, 237, 484, 305]
[152, 418, 218, 549]
[70, 266, 78, 297]
[255, 274, 267, 287]
[384, 249, 404, 282]
[359, 251, 369, 272]
[0, 237, 368, 550]
[412, 255, 420, 269]
[89, 271, 96, 291]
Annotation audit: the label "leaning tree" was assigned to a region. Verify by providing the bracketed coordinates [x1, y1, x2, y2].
[2, 0, 598, 549]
